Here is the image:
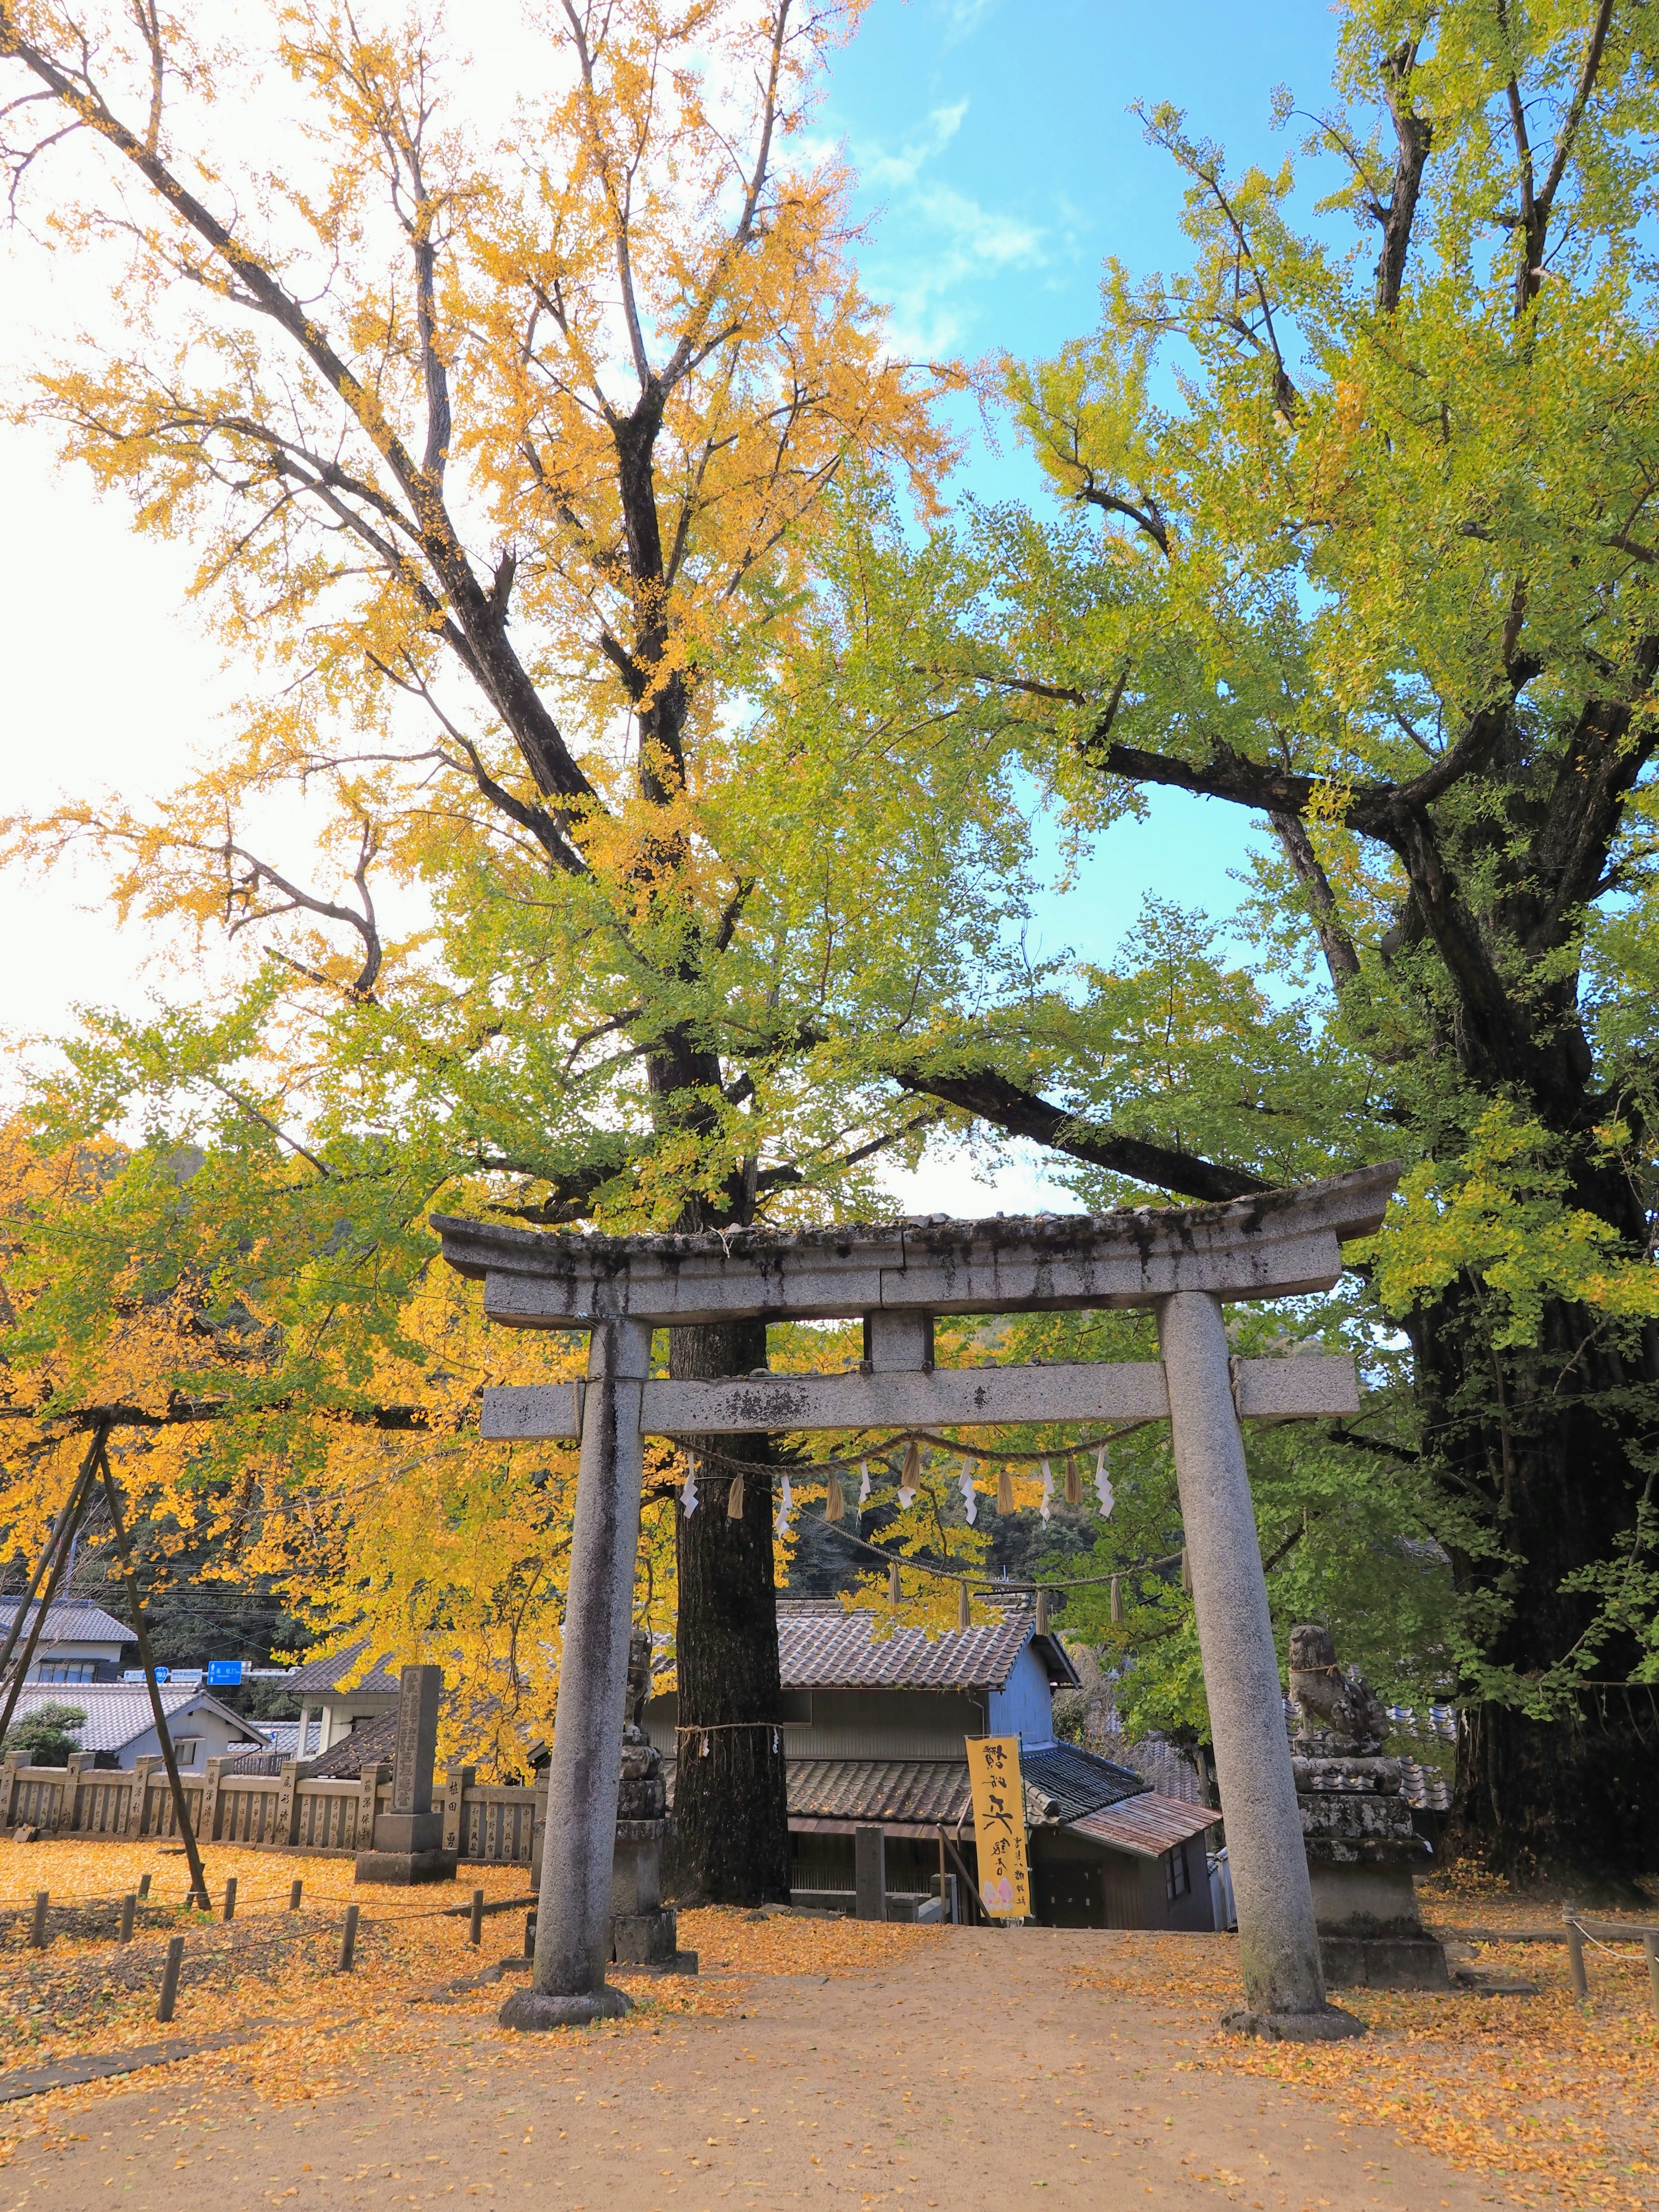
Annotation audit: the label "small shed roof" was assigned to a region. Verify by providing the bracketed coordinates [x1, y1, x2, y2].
[0, 1597, 132, 1646]
[1070, 1792, 1221, 1859]
[4, 1681, 260, 1757]
[776, 1601, 1078, 1694]
[1022, 1741, 1146, 1822]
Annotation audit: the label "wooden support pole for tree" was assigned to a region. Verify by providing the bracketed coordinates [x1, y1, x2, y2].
[93, 1441, 211, 1912]
[0, 1429, 105, 1749]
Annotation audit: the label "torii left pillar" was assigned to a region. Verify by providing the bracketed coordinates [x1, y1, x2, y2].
[499, 1319, 651, 2029]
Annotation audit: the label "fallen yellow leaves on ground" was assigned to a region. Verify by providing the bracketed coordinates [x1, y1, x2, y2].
[0, 1840, 939, 2152]
[1063, 1875, 1659, 2212]
[4, 1841, 1656, 2212]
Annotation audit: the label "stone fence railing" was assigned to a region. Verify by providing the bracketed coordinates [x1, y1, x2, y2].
[1, 1752, 542, 1867]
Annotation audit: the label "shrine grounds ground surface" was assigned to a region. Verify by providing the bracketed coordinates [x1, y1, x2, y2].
[0, 1846, 1653, 2212]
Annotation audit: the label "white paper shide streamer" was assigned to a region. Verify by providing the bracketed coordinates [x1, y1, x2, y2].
[682, 1454, 700, 1517]
[857, 1459, 871, 1507]
[1093, 1443, 1115, 1518]
[959, 1456, 978, 1528]
[1039, 1458, 1054, 1524]
[774, 1470, 793, 1539]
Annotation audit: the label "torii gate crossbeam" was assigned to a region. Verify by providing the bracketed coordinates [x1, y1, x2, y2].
[434, 1161, 1397, 2037]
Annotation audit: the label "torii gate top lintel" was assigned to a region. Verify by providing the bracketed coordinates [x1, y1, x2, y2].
[431, 1160, 1398, 1332]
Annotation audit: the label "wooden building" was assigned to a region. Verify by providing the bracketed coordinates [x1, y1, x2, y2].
[645, 1600, 1218, 1929]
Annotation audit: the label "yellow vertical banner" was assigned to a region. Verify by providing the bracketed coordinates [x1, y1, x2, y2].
[965, 1735, 1031, 1919]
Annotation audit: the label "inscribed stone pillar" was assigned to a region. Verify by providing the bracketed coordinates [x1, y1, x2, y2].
[502, 1317, 652, 2030]
[1157, 1290, 1359, 2035]
[354, 1665, 455, 1885]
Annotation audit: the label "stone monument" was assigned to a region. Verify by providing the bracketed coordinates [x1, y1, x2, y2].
[355, 1663, 459, 1885]
[1288, 1624, 1448, 1989]
[610, 1629, 692, 1973]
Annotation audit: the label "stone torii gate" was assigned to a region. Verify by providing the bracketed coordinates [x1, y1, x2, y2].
[434, 1160, 1396, 2035]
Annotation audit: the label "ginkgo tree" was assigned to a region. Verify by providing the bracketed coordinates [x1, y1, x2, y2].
[0, 0, 1014, 1900]
[796, 0, 1659, 1881]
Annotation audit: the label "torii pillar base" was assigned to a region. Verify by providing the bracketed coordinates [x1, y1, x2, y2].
[499, 1986, 633, 2031]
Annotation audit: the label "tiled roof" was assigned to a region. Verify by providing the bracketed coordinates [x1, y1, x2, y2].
[1071, 1792, 1221, 1859]
[1022, 1742, 1146, 1822]
[785, 1742, 1154, 1836]
[0, 1598, 131, 1646]
[302, 1708, 399, 1778]
[1095, 1731, 1207, 1803]
[3, 1682, 258, 1757]
[776, 1601, 1076, 1693]
[788, 1757, 972, 1827]
[288, 1640, 404, 1698]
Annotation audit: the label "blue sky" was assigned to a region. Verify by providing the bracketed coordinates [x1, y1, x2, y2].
[817, 0, 1343, 985]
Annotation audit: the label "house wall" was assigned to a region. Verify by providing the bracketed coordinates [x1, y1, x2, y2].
[30, 1640, 127, 1684]
[1028, 1828, 1214, 1932]
[789, 1830, 941, 1905]
[123, 1700, 265, 1770]
[318, 1692, 400, 1751]
[986, 1645, 1056, 1746]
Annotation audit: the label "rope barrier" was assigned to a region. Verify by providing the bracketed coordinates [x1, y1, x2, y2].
[685, 1420, 1159, 1476]
[677, 1430, 1190, 1593]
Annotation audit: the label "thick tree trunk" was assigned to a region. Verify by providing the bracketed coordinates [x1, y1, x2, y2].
[667, 1317, 791, 1907]
[1409, 1270, 1659, 1892]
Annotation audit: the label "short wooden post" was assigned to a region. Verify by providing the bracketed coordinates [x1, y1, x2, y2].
[469, 1887, 485, 1946]
[289, 1879, 303, 1911]
[119, 1893, 136, 1944]
[1644, 1932, 1659, 2024]
[29, 1891, 48, 1948]
[338, 1903, 359, 1973]
[137, 1871, 152, 1900]
[1564, 1912, 1589, 2000]
[524, 1911, 537, 1958]
[222, 1875, 237, 1923]
[157, 1935, 184, 2022]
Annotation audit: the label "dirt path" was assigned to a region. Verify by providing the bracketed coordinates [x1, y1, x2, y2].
[2, 1930, 1505, 2212]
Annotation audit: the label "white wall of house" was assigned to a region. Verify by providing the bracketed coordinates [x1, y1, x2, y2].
[315, 1691, 399, 1752]
[119, 1697, 264, 1768]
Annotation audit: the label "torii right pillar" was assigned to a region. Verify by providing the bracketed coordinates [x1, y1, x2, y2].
[1160, 1290, 1360, 2035]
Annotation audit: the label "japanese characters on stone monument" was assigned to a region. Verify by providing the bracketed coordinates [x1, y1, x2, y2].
[434, 1160, 1398, 2034]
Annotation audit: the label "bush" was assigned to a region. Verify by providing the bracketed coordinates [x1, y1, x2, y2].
[3, 1702, 88, 1766]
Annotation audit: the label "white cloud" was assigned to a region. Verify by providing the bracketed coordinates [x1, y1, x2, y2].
[843, 97, 1046, 357]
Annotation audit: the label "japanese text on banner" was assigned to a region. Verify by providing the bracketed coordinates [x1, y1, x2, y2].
[965, 1735, 1030, 1919]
